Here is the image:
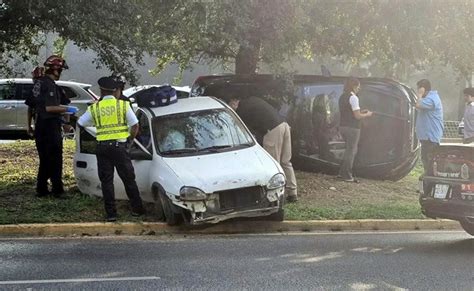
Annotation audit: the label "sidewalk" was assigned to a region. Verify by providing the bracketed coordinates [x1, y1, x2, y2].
[0, 219, 461, 237]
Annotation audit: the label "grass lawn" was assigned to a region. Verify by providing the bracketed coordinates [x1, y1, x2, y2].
[0, 140, 425, 224]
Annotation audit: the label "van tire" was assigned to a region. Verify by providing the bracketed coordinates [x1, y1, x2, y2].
[460, 219, 474, 236]
[159, 191, 182, 226]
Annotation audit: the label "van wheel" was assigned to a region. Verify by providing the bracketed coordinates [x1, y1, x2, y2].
[159, 191, 182, 226]
[460, 219, 474, 236]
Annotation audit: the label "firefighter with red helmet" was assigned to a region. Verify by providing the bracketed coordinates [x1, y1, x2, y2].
[26, 55, 78, 197]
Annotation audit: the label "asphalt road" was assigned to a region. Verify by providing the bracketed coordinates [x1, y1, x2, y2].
[0, 231, 472, 290]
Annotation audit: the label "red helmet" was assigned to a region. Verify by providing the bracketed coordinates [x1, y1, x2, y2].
[44, 55, 69, 70]
[31, 66, 45, 79]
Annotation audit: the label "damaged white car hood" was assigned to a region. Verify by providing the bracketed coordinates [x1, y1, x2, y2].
[162, 146, 281, 193]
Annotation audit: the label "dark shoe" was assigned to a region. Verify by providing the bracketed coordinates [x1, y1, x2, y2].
[131, 208, 146, 217]
[286, 195, 298, 203]
[106, 216, 117, 222]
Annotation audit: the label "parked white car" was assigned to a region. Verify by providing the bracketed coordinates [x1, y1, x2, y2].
[74, 96, 286, 225]
[0, 78, 98, 135]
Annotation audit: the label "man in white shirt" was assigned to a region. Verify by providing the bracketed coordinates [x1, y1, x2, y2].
[462, 87, 474, 144]
[77, 76, 145, 222]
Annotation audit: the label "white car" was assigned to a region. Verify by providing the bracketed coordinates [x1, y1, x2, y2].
[74, 96, 286, 225]
[0, 78, 98, 134]
[123, 85, 190, 100]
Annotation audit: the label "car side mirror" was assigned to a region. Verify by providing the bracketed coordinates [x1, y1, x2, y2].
[129, 147, 152, 160]
[129, 97, 135, 103]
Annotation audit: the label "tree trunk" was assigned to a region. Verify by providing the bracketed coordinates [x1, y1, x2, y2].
[235, 39, 261, 75]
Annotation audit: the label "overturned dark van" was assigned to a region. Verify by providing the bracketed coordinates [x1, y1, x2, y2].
[191, 74, 419, 181]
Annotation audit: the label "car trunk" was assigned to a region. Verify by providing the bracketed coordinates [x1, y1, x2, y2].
[430, 144, 474, 200]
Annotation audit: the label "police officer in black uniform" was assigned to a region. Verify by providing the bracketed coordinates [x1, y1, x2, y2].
[26, 55, 78, 197]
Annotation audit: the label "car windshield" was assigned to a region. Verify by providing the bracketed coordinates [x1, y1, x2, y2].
[152, 108, 254, 156]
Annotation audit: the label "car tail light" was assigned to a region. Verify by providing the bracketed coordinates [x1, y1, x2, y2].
[461, 164, 469, 180]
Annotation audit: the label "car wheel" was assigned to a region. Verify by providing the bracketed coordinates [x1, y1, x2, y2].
[159, 191, 182, 226]
[267, 196, 285, 222]
[152, 188, 165, 222]
[460, 219, 474, 236]
[62, 119, 76, 140]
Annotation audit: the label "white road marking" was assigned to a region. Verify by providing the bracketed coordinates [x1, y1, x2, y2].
[0, 276, 160, 285]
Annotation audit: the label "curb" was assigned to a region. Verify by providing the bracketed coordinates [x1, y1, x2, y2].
[0, 219, 462, 237]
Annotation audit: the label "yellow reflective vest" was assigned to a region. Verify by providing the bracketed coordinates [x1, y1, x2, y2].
[88, 98, 130, 141]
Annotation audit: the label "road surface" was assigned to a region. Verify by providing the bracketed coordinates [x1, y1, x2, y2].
[0, 231, 472, 290]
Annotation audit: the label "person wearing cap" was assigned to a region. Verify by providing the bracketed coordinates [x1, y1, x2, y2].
[25, 55, 78, 198]
[462, 87, 474, 144]
[77, 76, 145, 222]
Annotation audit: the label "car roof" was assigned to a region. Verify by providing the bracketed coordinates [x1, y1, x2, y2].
[143, 96, 225, 117]
[0, 78, 91, 87]
[123, 85, 191, 97]
[193, 74, 403, 85]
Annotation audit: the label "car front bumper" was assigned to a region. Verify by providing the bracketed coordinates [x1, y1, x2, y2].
[174, 186, 285, 225]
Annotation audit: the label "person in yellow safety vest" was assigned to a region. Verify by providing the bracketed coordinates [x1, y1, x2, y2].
[77, 76, 145, 222]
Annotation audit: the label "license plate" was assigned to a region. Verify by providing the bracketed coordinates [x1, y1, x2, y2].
[461, 184, 474, 193]
[433, 184, 449, 199]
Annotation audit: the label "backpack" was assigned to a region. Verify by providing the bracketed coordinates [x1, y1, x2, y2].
[135, 85, 177, 108]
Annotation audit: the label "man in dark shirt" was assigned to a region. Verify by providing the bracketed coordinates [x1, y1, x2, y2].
[25, 55, 78, 197]
[224, 96, 298, 202]
[338, 77, 373, 183]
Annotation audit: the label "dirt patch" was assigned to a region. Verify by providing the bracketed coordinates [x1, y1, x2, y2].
[296, 170, 419, 207]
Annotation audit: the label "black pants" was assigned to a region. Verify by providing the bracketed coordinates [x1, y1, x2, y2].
[34, 118, 63, 194]
[420, 140, 439, 177]
[96, 142, 144, 217]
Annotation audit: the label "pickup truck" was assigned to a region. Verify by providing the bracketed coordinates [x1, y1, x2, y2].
[420, 143, 474, 236]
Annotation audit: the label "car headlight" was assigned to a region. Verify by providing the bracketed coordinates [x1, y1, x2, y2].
[267, 173, 286, 189]
[180, 187, 207, 201]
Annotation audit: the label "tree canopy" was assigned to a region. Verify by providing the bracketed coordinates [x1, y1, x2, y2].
[0, 0, 472, 84]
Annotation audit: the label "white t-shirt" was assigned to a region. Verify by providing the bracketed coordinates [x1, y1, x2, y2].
[464, 102, 474, 139]
[349, 92, 360, 111]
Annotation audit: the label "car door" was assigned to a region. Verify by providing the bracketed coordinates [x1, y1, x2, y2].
[129, 109, 154, 200]
[74, 108, 154, 202]
[15, 83, 35, 131]
[0, 82, 18, 131]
